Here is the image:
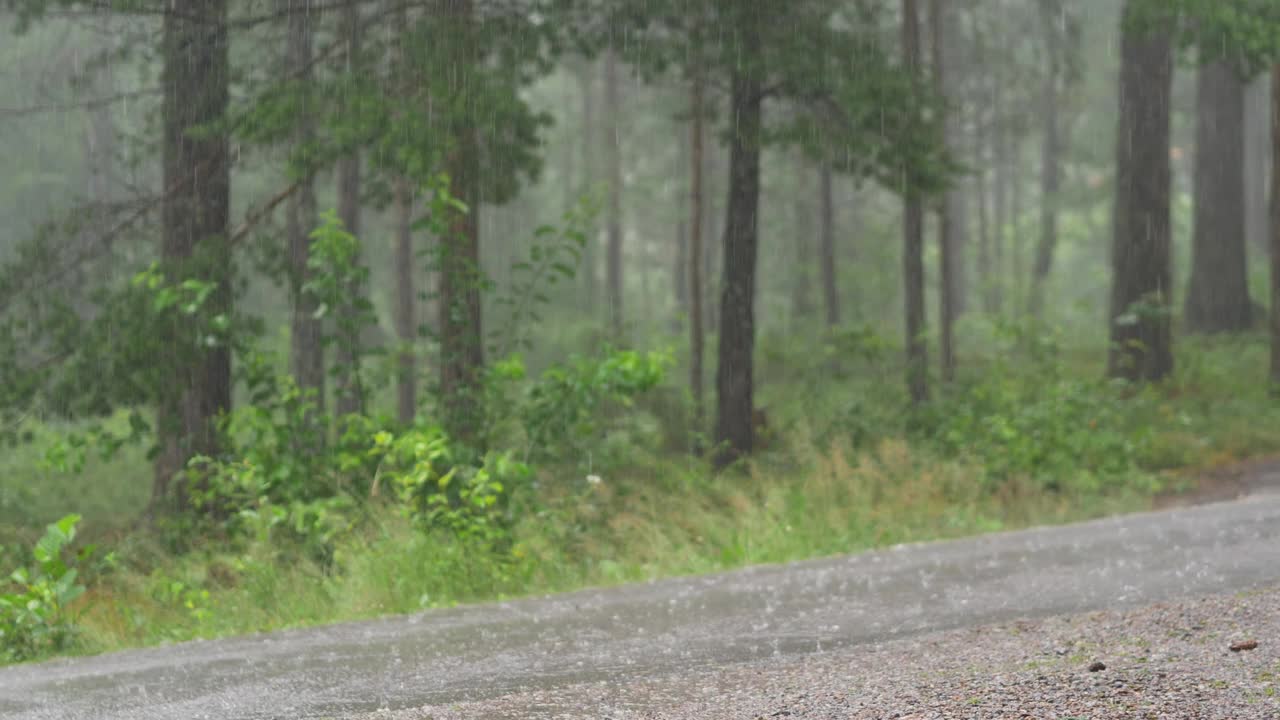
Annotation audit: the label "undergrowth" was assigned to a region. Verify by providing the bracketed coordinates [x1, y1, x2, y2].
[4, 328, 1280, 665]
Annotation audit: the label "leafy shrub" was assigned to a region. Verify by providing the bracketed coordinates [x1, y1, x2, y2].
[372, 426, 530, 547]
[518, 348, 671, 464]
[0, 514, 95, 661]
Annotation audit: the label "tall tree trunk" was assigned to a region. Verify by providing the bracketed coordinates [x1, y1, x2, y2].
[992, 82, 1008, 314]
[282, 0, 324, 417]
[1010, 140, 1025, 314]
[930, 0, 956, 383]
[439, 0, 485, 444]
[791, 156, 815, 325]
[976, 128, 995, 314]
[1247, 74, 1272, 255]
[604, 50, 625, 339]
[334, 2, 365, 418]
[1270, 64, 1280, 386]
[154, 0, 231, 514]
[689, 74, 707, 445]
[902, 0, 929, 404]
[1108, 2, 1173, 382]
[1029, 0, 1063, 319]
[393, 179, 416, 424]
[714, 45, 764, 468]
[819, 160, 839, 327]
[576, 61, 598, 308]
[703, 130, 721, 336]
[674, 118, 689, 327]
[1185, 59, 1251, 333]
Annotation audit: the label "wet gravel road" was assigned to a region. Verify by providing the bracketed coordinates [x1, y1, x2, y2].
[3, 484, 1279, 719]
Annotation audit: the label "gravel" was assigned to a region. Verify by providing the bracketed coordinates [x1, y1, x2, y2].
[372, 585, 1280, 719]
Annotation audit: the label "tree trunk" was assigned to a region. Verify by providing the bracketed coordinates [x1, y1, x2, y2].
[1029, 0, 1063, 320]
[282, 0, 324, 417]
[992, 81, 1008, 315]
[1270, 64, 1280, 386]
[901, 0, 929, 405]
[674, 118, 689, 327]
[604, 50, 625, 340]
[1247, 74, 1271, 255]
[930, 0, 956, 384]
[576, 61, 598, 308]
[439, 0, 485, 445]
[334, 2, 365, 418]
[713, 55, 763, 468]
[1184, 59, 1251, 333]
[689, 74, 707, 446]
[791, 156, 815, 325]
[393, 178, 416, 425]
[1108, 3, 1173, 382]
[819, 160, 839, 327]
[153, 0, 231, 514]
[976, 128, 995, 314]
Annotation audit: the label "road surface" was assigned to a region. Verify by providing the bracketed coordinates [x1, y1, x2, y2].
[3, 477, 1279, 719]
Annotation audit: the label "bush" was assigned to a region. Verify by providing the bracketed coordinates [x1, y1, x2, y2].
[0, 514, 95, 662]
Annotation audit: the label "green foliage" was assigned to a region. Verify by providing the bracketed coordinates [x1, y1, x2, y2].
[373, 427, 529, 546]
[0, 514, 95, 662]
[518, 348, 671, 464]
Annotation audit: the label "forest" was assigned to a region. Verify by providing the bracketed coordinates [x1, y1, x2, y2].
[1, 0, 1279, 664]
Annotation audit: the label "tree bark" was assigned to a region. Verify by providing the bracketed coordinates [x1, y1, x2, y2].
[674, 120, 689, 326]
[791, 156, 815, 325]
[334, 2, 365, 418]
[1247, 74, 1272, 255]
[819, 160, 839, 327]
[1185, 59, 1251, 334]
[1029, 0, 1063, 320]
[930, 0, 956, 384]
[713, 43, 763, 468]
[576, 61, 598, 308]
[902, 0, 929, 405]
[393, 178, 416, 424]
[992, 80, 1008, 315]
[439, 0, 485, 444]
[1108, 3, 1173, 382]
[153, 0, 231, 514]
[282, 0, 324, 417]
[604, 50, 625, 340]
[1270, 64, 1280, 386]
[689, 74, 707, 443]
[976, 125, 995, 314]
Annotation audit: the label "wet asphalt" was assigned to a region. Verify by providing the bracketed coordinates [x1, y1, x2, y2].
[2, 483, 1279, 720]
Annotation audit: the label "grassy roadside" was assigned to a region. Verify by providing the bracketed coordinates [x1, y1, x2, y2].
[3, 333, 1279, 665]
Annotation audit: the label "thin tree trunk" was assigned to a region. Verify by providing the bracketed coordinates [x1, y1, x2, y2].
[604, 50, 624, 339]
[902, 0, 929, 405]
[819, 159, 839, 327]
[1270, 64, 1280, 386]
[703, 130, 720, 335]
[1108, 2, 1173, 382]
[930, 0, 956, 383]
[674, 118, 689, 327]
[1185, 59, 1251, 333]
[714, 39, 764, 468]
[1247, 74, 1271, 255]
[992, 81, 1008, 314]
[976, 130, 994, 314]
[439, 0, 485, 445]
[792, 156, 815, 325]
[154, 0, 231, 514]
[282, 0, 324, 417]
[334, 2, 365, 418]
[1029, 0, 1063, 320]
[1010, 138, 1025, 314]
[393, 179, 416, 424]
[576, 61, 598, 308]
[689, 73, 707, 445]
